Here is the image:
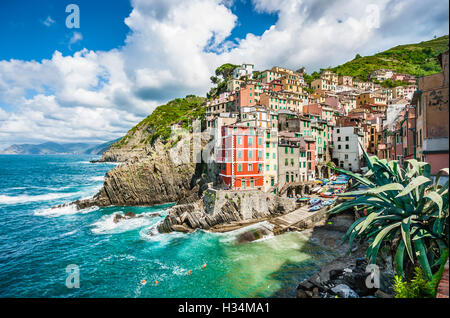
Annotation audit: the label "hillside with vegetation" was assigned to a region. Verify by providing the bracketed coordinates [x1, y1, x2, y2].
[111, 95, 206, 149]
[330, 35, 449, 81]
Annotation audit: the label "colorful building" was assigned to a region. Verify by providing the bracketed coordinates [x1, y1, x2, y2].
[218, 125, 265, 190]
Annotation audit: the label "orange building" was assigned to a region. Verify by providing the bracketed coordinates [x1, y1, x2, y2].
[218, 125, 265, 190]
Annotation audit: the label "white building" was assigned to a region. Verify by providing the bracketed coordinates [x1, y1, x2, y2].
[332, 126, 364, 172]
[233, 63, 254, 79]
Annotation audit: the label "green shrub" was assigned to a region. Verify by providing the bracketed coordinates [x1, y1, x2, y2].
[394, 267, 434, 298]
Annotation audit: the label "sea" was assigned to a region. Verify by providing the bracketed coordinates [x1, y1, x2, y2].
[0, 154, 338, 297]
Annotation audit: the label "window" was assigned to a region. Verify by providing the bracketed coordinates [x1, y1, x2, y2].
[248, 150, 253, 158]
[345, 144, 349, 149]
[338, 145, 341, 149]
[285, 147, 288, 154]
[338, 137, 341, 141]
[286, 175, 289, 183]
[274, 164, 277, 171]
[248, 137, 253, 145]
[237, 136, 242, 145]
[290, 148, 294, 154]
[291, 159, 294, 166]
[336, 129, 340, 134]
[237, 150, 243, 159]
[345, 154, 348, 159]
[266, 164, 269, 171]
[345, 136, 349, 141]
[258, 150, 262, 159]
[248, 164, 253, 171]
[258, 137, 263, 145]
[237, 164, 242, 172]
[273, 153, 276, 159]
[285, 158, 288, 166]
[266, 153, 269, 159]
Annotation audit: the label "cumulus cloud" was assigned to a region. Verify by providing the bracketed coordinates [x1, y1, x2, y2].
[0, 0, 448, 148]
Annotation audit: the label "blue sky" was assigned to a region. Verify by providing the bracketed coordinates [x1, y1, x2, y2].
[0, 0, 277, 61]
[0, 0, 132, 60]
[0, 0, 448, 148]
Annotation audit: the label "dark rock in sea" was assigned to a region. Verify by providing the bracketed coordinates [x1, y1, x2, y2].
[113, 211, 144, 223]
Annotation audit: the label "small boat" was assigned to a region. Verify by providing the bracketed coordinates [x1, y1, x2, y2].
[296, 197, 309, 203]
[320, 192, 335, 198]
[309, 198, 321, 206]
[322, 199, 336, 206]
[309, 204, 322, 212]
[311, 186, 322, 193]
[340, 196, 357, 201]
[331, 180, 348, 185]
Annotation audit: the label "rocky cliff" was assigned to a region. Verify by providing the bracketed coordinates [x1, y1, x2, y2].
[75, 130, 219, 209]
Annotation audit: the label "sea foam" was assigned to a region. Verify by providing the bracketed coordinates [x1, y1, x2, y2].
[0, 192, 78, 205]
[90, 176, 105, 182]
[91, 212, 160, 235]
[34, 204, 99, 217]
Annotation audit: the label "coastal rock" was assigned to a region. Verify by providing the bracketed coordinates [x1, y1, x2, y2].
[157, 189, 296, 234]
[235, 222, 274, 244]
[113, 212, 144, 223]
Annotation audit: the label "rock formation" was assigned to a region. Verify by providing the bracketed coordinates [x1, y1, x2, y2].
[157, 189, 296, 233]
[74, 131, 220, 209]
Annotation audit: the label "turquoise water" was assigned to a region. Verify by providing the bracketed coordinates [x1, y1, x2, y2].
[0, 155, 337, 298]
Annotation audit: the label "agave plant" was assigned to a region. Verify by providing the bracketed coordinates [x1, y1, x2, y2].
[328, 146, 449, 281]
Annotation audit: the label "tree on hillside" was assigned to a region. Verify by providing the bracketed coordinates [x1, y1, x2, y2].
[207, 63, 239, 99]
[215, 63, 239, 81]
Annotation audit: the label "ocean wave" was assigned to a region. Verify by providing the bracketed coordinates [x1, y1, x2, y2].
[90, 176, 105, 182]
[34, 205, 99, 217]
[0, 192, 78, 205]
[91, 212, 160, 235]
[60, 229, 77, 237]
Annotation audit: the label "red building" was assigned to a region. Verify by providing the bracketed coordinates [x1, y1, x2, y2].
[218, 125, 264, 190]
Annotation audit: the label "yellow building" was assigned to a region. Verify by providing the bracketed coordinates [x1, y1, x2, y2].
[357, 92, 387, 106]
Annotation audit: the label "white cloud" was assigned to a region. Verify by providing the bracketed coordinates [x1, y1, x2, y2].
[69, 32, 83, 49]
[42, 16, 55, 27]
[0, 0, 448, 148]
